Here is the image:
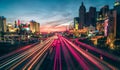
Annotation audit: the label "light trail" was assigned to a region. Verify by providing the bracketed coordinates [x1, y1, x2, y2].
[53, 39, 62, 70]
[75, 39, 120, 61]
[61, 37, 90, 70]
[26, 40, 54, 70]
[0, 35, 119, 70]
[34, 51, 48, 70]
[62, 37, 118, 70]
[0, 43, 38, 60]
[14, 39, 53, 70]
[0, 41, 48, 69]
[0, 36, 55, 70]
[0, 38, 52, 65]
[59, 37, 77, 70]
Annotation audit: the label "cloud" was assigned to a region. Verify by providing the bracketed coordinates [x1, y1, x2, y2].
[40, 16, 73, 32]
[39, 11, 73, 32]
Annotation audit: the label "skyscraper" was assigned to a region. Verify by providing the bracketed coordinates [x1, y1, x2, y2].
[96, 5, 110, 36]
[0, 16, 6, 33]
[79, 2, 86, 29]
[85, 12, 89, 26]
[30, 20, 40, 33]
[100, 5, 109, 17]
[114, 0, 120, 38]
[89, 7, 97, 26]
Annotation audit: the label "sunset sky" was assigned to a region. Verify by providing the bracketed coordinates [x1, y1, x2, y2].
[0, 0, 115, 32]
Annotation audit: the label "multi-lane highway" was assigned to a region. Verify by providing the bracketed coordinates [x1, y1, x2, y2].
[0, 35, 119, 70]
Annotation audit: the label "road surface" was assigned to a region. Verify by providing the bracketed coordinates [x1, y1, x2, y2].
[0, 35, 119, 70]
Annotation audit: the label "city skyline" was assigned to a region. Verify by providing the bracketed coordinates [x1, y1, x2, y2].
[0, 0, 115, 32]
[0, 1, 120, 69]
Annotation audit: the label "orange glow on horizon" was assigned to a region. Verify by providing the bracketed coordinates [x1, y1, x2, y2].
[40, 25, 67, 32]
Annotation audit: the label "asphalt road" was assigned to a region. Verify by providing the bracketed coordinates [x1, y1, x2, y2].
[0, 35, 119, 70]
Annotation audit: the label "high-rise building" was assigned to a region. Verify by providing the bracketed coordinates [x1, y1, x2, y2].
[106, 10, 114, 36]
[85, 12, 90, 26]
[96, 5, 110, 36]
[35, 23, 40, 33]
[14, 20, 18, 28]
[30, 20, 40, 33]
[0, 16, 6, 33]
[89, 7, 97, 26]
[110, 10, 117, 38]
[79, 2, 86, 29]
[74, 17, 79, 28]
[100, 5, 109, 17]
[114, 0, 120, 38]
[99, 0, 120, 38]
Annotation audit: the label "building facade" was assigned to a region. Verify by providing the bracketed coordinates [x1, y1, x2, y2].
[114, 0, 120, 38]
[0, 16, 6, 33]
[89, 7, 97, 26]
[74, 17, 79, 28]
[79, 2, 86, 29]
[30, 20, 40, 33]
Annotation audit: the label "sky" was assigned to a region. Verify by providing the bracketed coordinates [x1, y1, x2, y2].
[0, 0, 115, 32]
